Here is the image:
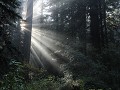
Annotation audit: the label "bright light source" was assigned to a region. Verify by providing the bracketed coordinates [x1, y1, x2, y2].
[20, 23, 26, 27]
[20, 20, 26, 31]
[22, 11, 26, 15]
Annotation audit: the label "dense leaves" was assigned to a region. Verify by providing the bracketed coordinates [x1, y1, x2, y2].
[0, 0, 21, 78]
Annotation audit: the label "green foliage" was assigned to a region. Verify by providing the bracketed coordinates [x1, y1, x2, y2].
[97, 46, 120, 89]
[0, 0, 21, 21]
[1, 60, 61, 90]
[26, 75, 60, 90]
[0, 0, 22, 80]
[84, 44, 120, 89]
[0, 59, 25, 90]
[0, 59, 85, 90]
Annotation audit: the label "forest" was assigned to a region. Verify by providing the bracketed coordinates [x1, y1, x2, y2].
[0, 0, 120, 90]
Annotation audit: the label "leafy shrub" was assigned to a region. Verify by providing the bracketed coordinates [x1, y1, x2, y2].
[26, 75, 60, 90]
[0, 59, 25, 90]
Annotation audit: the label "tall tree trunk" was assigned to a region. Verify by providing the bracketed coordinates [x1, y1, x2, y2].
[103, 0, 108, 47]
[89, 0, 101, 51]
[99, 0, 105, 47]
[77, 5, 87, 55]
[23, 0, 33, 82]
[23, 0, 33, 61]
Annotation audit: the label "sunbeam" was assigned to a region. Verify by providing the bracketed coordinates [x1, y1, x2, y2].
[20, 0, 69, 74]
[31, 34, 62, 72]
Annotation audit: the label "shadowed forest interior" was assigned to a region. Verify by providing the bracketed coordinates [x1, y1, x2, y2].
[0, 0, 120, 90]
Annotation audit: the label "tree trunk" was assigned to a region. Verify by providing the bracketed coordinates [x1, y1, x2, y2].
[23, 0, 33, 82]
[77, 5, 87, 55]
[89, 0, 101, 51]
[23, 0, 33, 61]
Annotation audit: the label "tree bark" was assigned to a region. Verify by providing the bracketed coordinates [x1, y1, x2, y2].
[23, 0, 33, 61]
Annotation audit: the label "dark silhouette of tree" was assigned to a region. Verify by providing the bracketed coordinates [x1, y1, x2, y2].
[0, 0, 21, 78]
[88, 0, 108, 51]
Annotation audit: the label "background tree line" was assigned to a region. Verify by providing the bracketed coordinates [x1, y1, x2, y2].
[39, 0, 120, 89]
